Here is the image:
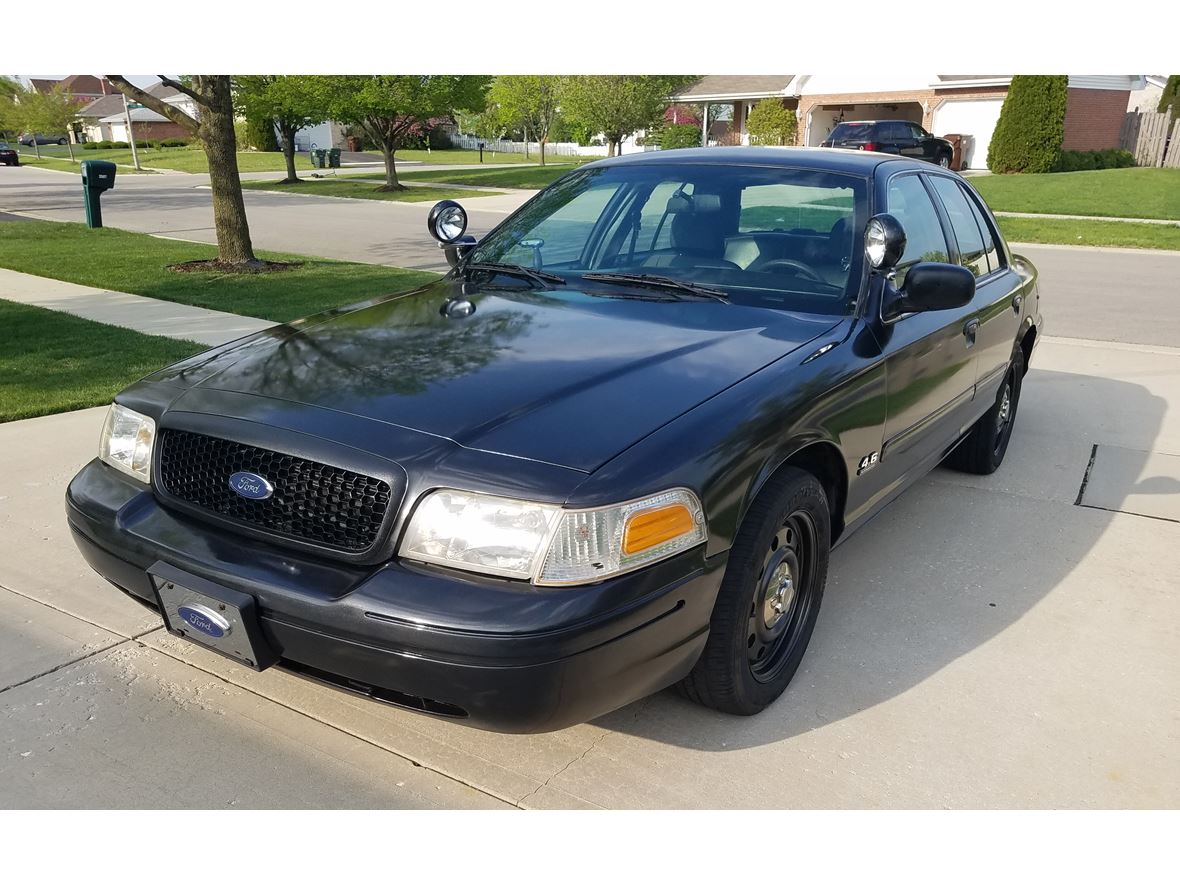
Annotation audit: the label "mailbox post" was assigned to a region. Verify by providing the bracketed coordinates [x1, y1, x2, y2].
[80, 160, 117, 228]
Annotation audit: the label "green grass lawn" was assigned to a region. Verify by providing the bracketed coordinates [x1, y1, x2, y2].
[239, 178, 501, 202]
[394, 164, 585, 189]
[0, 300, 203, 423]
[15, 151, 153, 174]
[0, 221, 440, 323]
[997, 216, 1180, 251]
[972, 168, 1180, 221]
[395, 149, 596, 166]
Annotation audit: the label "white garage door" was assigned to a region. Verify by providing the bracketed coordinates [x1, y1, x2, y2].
[933, 99, 1004, 170]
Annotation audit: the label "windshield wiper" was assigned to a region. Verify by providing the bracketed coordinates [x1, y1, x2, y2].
[463, 262, 566, 288]
[579, 272, 730, 303]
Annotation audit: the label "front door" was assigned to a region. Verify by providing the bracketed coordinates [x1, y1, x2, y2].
[874, 172, 979, 496]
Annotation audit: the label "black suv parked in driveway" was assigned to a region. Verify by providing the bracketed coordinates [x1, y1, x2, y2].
[822, 120, 954, 167]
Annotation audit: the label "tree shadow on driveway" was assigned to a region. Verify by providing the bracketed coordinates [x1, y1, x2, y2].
[590, 368, 1166, 751]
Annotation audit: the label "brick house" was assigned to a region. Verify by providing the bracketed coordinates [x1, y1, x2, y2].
[670, 75, 1146, 169]
[80, 82, 196, 143]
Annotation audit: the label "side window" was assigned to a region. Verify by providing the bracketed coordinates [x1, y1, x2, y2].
[961, 184, 1001, 273]
[928, 176, 988, 277]
[886, 174, 949, 285]
[907, 123, 927, 139]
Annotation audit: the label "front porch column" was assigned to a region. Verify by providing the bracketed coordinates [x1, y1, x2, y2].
[702, 102, 710, 147]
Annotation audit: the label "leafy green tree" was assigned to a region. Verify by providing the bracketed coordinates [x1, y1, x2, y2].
[987, 75, 1068, 174]
[13, 84, 81, 158]
[561, 75, 695, 156]
[488, 75, 564, 164]
[1159, 76, 1180, 115]
[108, 75, 258, 267]
[746, 98, 798, 146]
[324, 75, 490, 191]
[0, 77, 23, 139]
[658, 124, 702, 150]
[234, 75, 331, 183]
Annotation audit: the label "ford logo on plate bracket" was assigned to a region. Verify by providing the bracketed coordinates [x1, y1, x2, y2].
[228, 471, 274, 501]
[176, 603, 232, 639]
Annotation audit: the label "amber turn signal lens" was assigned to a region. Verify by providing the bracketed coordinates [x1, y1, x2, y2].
[622, 503, 696, 556]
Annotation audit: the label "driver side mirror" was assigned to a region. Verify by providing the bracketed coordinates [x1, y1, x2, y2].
[882, 262, 976, 321]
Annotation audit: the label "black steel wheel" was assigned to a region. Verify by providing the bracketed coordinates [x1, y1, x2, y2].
[946, 349, 1024, 475]
[679, 467, 829, 715]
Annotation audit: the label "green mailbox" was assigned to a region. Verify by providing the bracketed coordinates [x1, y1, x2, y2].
[81, 160, 117, 228]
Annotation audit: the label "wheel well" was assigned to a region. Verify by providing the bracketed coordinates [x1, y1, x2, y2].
[1020, 325, 1037, 376]
[773, 442, 848, 543]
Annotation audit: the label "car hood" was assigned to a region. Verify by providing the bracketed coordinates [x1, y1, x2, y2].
[149, 278, 840, 472]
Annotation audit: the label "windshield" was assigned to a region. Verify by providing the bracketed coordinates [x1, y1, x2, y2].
[467, 163, 868, 315]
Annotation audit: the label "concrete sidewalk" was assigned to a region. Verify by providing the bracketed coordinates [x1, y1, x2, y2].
[0, 268, 273, 346]
[995, 210, 1180, 226]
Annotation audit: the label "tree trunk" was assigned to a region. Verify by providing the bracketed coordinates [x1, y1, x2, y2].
[279, 122, 300, 184]
[197, 77, 258, 266]
[66, 139, 74, 161]
[539, 137, 546, 166]
[33, 140, 40, 159]
[378, 143, 404, 191]
[523, 123, 529, 159]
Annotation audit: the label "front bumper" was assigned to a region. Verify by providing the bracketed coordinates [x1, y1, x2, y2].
[66, 459, 725, 733]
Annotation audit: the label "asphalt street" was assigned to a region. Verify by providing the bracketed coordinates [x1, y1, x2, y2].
[1, 162, 1178, 808]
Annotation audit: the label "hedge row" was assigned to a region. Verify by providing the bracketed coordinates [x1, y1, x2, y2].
[988, 75, 1068, 174]
[81, 139, 191, 150]
[1053, 149, 1136, 173]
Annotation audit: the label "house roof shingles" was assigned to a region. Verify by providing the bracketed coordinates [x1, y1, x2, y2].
[77, 95, 125, 119]
[672, 76, 795, 100]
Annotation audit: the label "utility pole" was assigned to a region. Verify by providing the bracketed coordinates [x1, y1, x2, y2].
[123, 92, 141, 171]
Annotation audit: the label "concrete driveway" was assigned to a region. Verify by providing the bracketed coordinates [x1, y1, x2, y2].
[2, 339, 1178, 808]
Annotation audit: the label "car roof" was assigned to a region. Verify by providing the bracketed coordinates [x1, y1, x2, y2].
[581, 146, 925, 177]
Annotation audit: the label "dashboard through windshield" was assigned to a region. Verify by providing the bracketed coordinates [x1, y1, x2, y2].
[468, 163, 869, 315]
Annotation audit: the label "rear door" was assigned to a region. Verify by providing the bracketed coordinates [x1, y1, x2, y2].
[876, 171, 980, 485]
[908, 123, 939, 162]
[885, 122, 922, 159]
[925, 174, 1022, 406]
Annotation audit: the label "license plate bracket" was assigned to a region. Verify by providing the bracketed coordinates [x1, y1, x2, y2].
[149, 562, 277, 671]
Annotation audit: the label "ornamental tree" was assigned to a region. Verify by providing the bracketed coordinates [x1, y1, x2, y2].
[487, 75, 564, 164]
[234, 76, 331, 183]
[561, 75, 695, 157]
[324, 75, 490, 191]
[108, 75, 258, 267]
[1159, 75, 1180, 115]
[746, 98, 798, 146]
[987, 75, 1068, 174]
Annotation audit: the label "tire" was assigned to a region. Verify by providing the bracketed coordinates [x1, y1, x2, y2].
[679, 467, 830, 715]
[57, 138, 67, 146]
[937, 153, 951, 168]
[946, 349, 1024, 475]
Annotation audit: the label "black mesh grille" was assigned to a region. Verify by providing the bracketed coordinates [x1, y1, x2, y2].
[156, 429, 393, 554]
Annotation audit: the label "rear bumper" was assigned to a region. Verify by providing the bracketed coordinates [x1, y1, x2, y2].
[66, 459, 725, 732]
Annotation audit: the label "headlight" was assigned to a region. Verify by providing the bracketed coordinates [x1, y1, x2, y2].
[99, 404, 155, 483]
[399, 487, 706, 586]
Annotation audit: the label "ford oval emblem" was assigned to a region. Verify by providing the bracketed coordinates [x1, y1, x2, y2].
[228, 471, 274, 501]
[176, 603, 232, 639]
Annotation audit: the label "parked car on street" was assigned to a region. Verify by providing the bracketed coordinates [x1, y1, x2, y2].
[19, 133, 68, 146]
[822, 120, 956, 167]
[67, 147, 1041, 732]
[0, 142, 18, 166]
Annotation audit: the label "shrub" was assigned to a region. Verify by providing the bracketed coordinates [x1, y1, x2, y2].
[1053, 149, 1135, 172]
[746, 98, 798, 146]
[988, 75, 1068, 173]
[159, 138, 189, 148]
[81, 141, 100, 150]
[658, 123, 701, 150]
[243, 114, 279, 152]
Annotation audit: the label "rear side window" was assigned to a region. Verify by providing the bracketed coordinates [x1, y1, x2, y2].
[961, 184, 1001, 273]
[886, 174, 949, 285]
[928, 175, 989, 277]
[829, 122, 873, 142]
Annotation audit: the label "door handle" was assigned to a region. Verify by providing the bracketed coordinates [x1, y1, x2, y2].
[963, 318, 980, 346]
[1012, 294, 1023, 313]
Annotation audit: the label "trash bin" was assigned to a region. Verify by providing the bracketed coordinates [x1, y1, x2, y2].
[942, 134, 973, 171]
[327, 148, 341, 169]
[80, 159, 117, 228]
[311, 149, 326, 169]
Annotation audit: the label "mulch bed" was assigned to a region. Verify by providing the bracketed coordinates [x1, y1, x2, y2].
[167, 259, 302, 275]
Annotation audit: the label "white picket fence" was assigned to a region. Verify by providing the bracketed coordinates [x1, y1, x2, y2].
[447, 131, 609, 158]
